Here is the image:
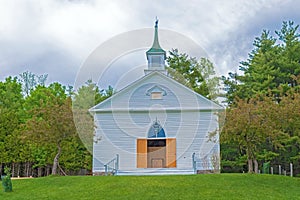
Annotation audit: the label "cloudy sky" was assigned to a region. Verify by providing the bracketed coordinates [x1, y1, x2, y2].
[1, 0, 300, 89]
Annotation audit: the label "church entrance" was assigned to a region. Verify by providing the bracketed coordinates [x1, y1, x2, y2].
[147, 139, 166, 168]
[136, 138, 176, 168]
[137, 119, 176, 168]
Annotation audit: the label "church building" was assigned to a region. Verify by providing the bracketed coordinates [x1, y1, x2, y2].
[89, 20, 223, 175]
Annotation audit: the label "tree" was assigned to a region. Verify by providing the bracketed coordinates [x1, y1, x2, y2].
[222, 81, 300, 174]
[275, 90, 300, 174]
[223, 21, 300, 104]
[60, 137, 92, 175]
[18, 71, 48, 96]
[31, 145, 48, 177]
[166, 49, 220, 101]
[0, 74, 99, 177]
[72, 80, 113, 152]
[221, 21, 300, 173]
[275, 21, 300, 88]
[24, 83, 76, 175]
[0, 77, 24, 175]
[221, 96, 283, 173]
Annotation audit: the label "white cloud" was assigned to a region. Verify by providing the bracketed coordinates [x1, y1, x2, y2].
[39, 1, 131, 57]
[0, 0, 299, 86]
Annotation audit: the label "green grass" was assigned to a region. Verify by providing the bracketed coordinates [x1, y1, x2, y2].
[0, 174, 299, 200]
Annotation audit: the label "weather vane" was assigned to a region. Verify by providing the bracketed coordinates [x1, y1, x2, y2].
[155, 16, 159, 27]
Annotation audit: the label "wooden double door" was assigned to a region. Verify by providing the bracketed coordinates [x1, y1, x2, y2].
[137, 138, 176, 168]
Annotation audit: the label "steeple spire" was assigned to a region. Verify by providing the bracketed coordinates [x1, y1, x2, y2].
[147, 18, 166, 55]
[145, 18, 166, 75]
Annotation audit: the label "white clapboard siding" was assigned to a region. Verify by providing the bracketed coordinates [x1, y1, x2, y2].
[93, 111, 219, 171]
[91, 71, 223, 173]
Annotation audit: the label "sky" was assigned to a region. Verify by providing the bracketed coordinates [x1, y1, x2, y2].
[1, 0, 300, 90]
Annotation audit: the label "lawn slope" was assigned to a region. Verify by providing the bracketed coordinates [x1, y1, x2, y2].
[0, 174, 299, 200]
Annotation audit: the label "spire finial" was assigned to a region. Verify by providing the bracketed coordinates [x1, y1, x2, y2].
[155, 16, 158, 28]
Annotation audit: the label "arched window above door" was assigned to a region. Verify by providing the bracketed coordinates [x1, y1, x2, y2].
[148, 119, 166, 138]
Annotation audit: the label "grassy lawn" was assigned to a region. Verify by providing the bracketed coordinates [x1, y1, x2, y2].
[0, 174, 299, 200]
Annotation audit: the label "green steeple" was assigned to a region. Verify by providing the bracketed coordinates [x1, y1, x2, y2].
[146, 19, 166, 56]
[145, 18, 167, 75]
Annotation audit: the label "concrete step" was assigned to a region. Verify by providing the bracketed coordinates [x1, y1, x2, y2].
[117, 168, 195, 176]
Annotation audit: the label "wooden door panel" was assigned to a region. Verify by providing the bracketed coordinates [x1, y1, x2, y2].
[147, 146, 166, 168]
[137, 139, 147, 168]
[151, 159, 163, 168]
[166, 138, 176, 168]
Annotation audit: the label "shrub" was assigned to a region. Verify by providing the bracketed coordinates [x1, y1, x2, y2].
[2, 167, 12, 192]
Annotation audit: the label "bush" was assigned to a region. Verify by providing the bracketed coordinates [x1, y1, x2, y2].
[2, 167, 12, 192]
